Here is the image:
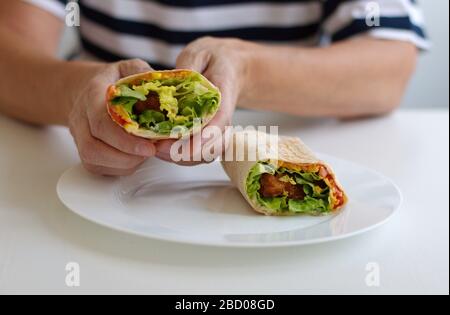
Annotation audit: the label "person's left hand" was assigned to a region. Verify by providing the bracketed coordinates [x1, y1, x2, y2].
[155, 37, 251, 165]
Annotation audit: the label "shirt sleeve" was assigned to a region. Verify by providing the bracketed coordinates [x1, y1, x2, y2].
[321, 0, 430, 50]
[22, 0, 67, 20]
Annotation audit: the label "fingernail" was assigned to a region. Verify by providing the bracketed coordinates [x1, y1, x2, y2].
[136, 143, 155, 156]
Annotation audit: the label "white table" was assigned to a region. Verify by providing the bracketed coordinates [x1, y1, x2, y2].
[0, 109, 448, 295]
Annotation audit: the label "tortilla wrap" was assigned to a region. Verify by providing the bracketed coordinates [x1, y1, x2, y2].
[221, 130, 347, 216]
[106, 69, 221, 140]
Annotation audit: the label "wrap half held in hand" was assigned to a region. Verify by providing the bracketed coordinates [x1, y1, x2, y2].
[221, 131, 347, 216]
[106, 70, 221, 140]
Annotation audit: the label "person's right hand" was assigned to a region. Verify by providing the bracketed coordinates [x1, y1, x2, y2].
[68, 59, 157, 176]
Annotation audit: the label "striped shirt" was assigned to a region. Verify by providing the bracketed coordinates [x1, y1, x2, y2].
[24, 0, 429, 70]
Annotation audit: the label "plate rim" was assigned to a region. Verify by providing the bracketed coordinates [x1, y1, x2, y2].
[56, 156, 403, 248]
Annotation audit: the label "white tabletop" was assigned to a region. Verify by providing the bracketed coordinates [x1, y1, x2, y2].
[0, 109, 448, 295]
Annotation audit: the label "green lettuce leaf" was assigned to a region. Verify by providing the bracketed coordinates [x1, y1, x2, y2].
[295, 176, 329, 198]
[245, 162, 332, 215]
[260, 196, 288, 210]
[133, 81, 162, 95]
[111, 73, 220, 134]
[180, 106, 197, 118]
[288, 197, 328, 213]
[118, 85, 147, 101]
[111, 97, 138, 116]
[153, 121, 173, 135]
[158, 86, 178, 121]
[138, 110, 165, 129]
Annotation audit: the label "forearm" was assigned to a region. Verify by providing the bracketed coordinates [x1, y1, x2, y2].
[0, 28, 105, 126]
[240, 37, 417, 118]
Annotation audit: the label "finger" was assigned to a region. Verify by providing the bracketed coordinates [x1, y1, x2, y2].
[73, 113, 147, 169]
[154, 81, 234, 164]
[78, 132, 147, 169]
[118, 58, 153, 77]
[88, 108, 156, 157]
[201, 77, 235, 137]
[155, 136, 224, 166]
[203, 105, 232, 136]
[154, 137, 200, 165]
[155, 138, 190, 164]
[198, 74, 236, 160]
[155, 119, 227, 165]
[176, 48, 211, 73]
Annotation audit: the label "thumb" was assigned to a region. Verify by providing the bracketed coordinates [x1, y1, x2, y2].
[118, 58, 153, 77]
[176, 49, 211, 73]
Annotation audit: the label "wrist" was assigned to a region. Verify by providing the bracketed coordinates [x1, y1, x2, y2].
[232, 40, 261, 106]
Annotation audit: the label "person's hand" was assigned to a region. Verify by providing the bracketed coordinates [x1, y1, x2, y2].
[155, 37, 251, 165]
[68, 59, 157, 176]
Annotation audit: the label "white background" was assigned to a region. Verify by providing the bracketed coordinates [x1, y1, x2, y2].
[402, 0, 449, 109]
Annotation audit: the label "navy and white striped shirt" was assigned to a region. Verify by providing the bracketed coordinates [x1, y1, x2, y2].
[25, 0, 429, 70]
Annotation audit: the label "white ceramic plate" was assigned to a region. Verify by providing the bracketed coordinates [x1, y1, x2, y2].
[57, 155, 402, 248]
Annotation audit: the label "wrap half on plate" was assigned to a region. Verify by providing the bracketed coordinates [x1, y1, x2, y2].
[106, 70, 221, 139]
[221, 131, 347, 216]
